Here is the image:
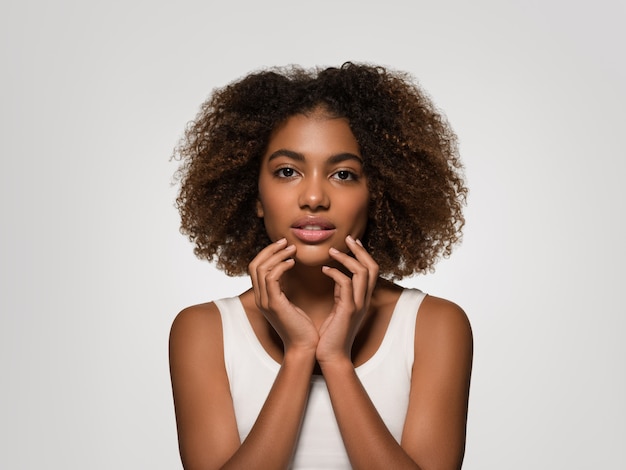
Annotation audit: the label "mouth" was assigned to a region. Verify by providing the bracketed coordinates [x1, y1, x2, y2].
[290, 217, 336, 243]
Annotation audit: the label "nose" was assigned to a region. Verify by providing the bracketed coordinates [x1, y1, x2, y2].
[299, 174, 329, 210]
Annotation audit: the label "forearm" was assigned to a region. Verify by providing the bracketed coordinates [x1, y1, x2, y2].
[321, 360, 421, 470]
[221, 349, 315, 469]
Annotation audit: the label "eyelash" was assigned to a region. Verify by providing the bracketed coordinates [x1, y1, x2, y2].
[331, 170, 359, 181]
[275, 167, 299, 178]
[274, 167, 359, 182]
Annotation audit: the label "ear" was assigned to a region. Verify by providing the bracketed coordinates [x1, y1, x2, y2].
[256, 199, 264, 218]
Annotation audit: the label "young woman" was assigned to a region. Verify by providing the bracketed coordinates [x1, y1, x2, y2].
[169, 63, 473, 469]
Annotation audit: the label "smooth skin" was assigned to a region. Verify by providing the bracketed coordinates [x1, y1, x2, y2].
[169, 111, 473, 469]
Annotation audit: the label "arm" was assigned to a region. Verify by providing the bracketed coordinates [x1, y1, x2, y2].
[170, 239, 319, 469]
[169, 303, 240, 469]
[401, 295, 473, 469]
[170, 306, 316, 469]
[319, 237, 473, 470]
[322, 297, 472, 470]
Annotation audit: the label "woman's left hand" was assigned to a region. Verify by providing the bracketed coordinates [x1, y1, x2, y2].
[316, 235, 379, 366]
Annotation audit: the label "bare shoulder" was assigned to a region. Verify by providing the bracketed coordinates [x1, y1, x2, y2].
[403, 295, 472, 467]
[169, 302, 241, 467]
[170, 302, 221, 333]
[169, 302, 224, 360]
[415, 295, 473, 357]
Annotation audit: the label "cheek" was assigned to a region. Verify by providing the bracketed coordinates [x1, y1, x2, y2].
[358, 207, 370, 231]
[358, 189, 371, 213]
[347, 193, 371, 229]
[258, 191, 286, 217]
[256, 190, 290, 236]
[360, 194, 372, 226]
[256, 178, 279, 218]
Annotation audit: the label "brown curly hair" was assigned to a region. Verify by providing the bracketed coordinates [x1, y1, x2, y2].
[173, 62, 467, 279]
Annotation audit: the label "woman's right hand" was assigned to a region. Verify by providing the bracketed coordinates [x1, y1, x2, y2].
[248, 238, 319, 354]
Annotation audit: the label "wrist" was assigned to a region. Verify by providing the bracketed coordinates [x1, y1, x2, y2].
[283, 346, 317, 368]
[317, 355, 354, 375]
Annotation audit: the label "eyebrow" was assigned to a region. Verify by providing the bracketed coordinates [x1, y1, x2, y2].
[267, 149, 363, 164]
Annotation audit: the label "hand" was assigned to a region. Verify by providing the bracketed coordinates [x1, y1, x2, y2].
[316, 236, 379, 366]
[249, 238, 319, 354]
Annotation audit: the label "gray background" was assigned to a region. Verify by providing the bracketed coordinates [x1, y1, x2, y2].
[1, 0, 624, 468]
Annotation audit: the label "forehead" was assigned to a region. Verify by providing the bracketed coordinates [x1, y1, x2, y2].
[265, 113, 361, 158]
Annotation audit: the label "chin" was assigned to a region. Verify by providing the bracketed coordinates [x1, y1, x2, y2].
[294, 254, 331, 268]
[292, 247, 332, 267]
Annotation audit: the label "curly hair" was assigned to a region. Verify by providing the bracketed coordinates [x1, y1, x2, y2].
[173, 62, 467, 279]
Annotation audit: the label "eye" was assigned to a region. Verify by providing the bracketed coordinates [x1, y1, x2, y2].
[332, 170, 358, 181]
[275, 167, 298, 178]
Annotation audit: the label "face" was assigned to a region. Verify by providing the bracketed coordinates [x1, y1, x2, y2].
[257, 112, 370, 266]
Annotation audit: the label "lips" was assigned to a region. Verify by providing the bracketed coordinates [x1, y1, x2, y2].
[290, 217, 336, 243]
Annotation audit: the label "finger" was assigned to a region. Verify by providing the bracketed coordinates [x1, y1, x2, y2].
[255, 243, 296, 283]
[321, 265, 354, 309]
[328, 246, 370, 307]
[248, 238, 288, 276]
[265, 258, 295, 311]
[248, 238, 287, 295]
[329, 246, 369, 274]
[345, 236, 379, 274]
[257, 254, 288, 310]
[249, 239, 291, 308]
[258, 245, 296, 308]
[345, 235, 379, 301]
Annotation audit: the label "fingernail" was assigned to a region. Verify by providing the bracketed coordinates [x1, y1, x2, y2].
[346, 235, 355, 243]
[329, 247, 340, 254]
[276, 238, 287, 244]
[356, 238, 363, 247]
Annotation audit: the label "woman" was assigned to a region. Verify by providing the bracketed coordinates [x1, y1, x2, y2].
[170, 62, 473, 469]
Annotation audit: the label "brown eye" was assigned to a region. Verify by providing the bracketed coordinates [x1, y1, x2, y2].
[333, 170, 357, 181]
[276, 167, 297, 178]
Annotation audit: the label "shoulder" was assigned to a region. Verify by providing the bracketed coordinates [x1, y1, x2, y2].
[403, 294, 472, 466]
[417, 294, 471, 331]
[414, 294, 473, 359]
[170, 302, 222, 337]
[169, 302, 225, 361]
[169, 302, 241, 466]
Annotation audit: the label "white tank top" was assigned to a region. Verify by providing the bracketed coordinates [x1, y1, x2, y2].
[215, 288, 426, 469]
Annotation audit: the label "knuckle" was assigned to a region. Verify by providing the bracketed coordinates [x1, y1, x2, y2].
[257, 265, 271, 279]
[267, 298, 280, 311]
[266, 269, 280, 282]
[354, 265, 368, 275]
[335, 275, 350, 286]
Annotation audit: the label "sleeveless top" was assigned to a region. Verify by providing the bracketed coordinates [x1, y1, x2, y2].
[215, 288, 426, 469]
